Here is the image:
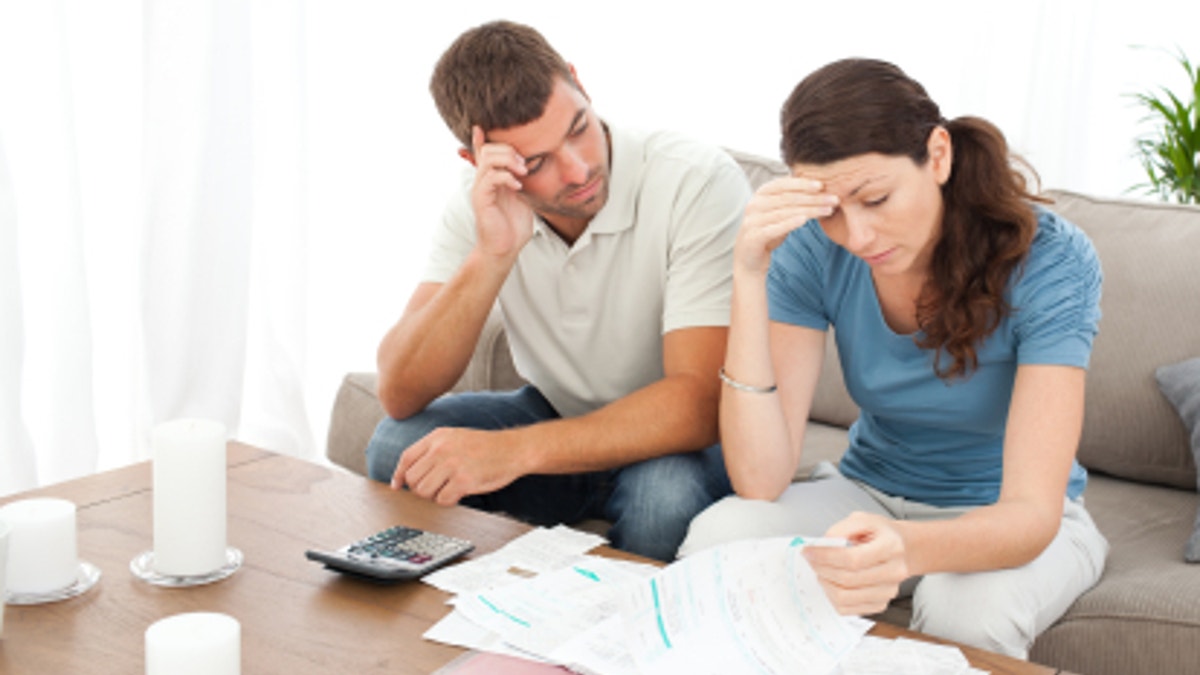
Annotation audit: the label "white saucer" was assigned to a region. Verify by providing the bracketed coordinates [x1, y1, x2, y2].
[129, 547, 243, 587]
[5, 561, 101, 605]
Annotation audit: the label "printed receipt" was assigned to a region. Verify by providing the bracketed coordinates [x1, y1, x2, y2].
[619, 537, 870, 675]
[424, 529, 980, 674]
[423, 524, 608, 596]
[454, 554, 654, 660]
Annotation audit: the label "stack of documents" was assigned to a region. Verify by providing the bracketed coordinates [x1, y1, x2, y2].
[424, 526, 988, 675]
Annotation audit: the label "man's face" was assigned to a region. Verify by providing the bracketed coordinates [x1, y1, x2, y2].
[485, 77, 610, 228]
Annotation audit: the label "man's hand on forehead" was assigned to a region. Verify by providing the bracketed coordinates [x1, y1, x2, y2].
[471, 125, 526, 190]
[467, 124, 536, 260]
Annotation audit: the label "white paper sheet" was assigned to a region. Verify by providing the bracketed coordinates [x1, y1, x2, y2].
[454, 554, 656, 658]
[423, 524, 608, 596]
[423, 609, 543, 661]
[619, 537, 870, 675]
[422, 532, 988, 675]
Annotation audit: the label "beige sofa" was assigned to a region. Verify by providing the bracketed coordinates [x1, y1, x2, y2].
[326, 149, 1200, 675]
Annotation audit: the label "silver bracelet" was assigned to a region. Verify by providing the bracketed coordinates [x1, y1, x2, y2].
[718, 367, 777, 394]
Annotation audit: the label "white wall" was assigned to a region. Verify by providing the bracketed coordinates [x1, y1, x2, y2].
[1, 0, 1197, 488]
[303, 0, 1200, 433]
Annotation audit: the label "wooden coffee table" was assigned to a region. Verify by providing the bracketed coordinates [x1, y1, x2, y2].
[0, 443, 1061, 674]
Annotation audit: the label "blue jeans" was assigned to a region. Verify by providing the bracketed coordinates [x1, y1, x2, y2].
[364, 386, 732, 561]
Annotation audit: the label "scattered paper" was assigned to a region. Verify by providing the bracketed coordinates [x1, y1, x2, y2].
[619, 537, 869, 675]
[424, 608, 541, 661]
[422, 528, 989, 675]
[424, 525, 607, 596]
[550, 614, 641, 675]
[454, 554, 657, 661]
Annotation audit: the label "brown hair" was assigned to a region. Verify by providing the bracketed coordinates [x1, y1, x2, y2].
[429, 20, 575, 148]
[780, 58, 1043, 380]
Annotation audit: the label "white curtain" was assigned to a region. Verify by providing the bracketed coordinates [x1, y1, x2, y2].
[141, 0, 312, 456]
[0, 0, 314, 493]
[1, 136, 38, 494]
[2, 0, 1197, 495]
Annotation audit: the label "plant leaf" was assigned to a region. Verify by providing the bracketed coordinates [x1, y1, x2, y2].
[1128, 46, 1200, 203]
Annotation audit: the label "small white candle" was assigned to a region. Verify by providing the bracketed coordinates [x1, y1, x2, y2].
[145, 612, 241, 675]
[152, 419, 228, 576]
[0, 498, 78, 595]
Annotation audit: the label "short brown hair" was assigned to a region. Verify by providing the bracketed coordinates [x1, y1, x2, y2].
[430, 20, 575, 148]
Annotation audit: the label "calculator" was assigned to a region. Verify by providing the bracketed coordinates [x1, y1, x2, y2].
[305, 525, 475, 581]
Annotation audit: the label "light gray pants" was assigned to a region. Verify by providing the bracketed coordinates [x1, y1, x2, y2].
[678, 462, 1109, 659]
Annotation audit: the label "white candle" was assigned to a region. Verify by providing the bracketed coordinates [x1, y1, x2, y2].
[145, 612, 240, 675]
[152, 419, 228, 576]
[0, 498, 78, 594]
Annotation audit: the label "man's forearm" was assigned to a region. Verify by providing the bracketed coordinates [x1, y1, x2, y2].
[502, 373, 721, 475]
[377, 251, 512, 418]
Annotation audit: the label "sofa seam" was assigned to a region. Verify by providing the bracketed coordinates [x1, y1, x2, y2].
[1049, 612, 1200, 630]
[1046, 188, 1200, 216]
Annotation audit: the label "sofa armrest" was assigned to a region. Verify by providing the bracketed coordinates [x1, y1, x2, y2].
[326, 371, 383, 476]
[325, 306, 527, 476]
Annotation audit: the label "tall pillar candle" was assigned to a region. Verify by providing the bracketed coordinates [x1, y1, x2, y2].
[152, 419, 228, 576]
[0, 498, 78, 594]
[145, 612, 240, 675]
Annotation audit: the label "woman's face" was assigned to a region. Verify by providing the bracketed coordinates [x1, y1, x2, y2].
[792, 127, 952, 280]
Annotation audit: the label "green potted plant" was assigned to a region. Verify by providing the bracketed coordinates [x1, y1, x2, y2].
[1129, 48, 1199, 204]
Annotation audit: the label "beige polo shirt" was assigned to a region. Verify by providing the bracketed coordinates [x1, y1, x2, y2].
[423, 124, 751, 418]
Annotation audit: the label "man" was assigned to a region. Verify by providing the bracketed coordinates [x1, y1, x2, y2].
[365, 20, 750, 561]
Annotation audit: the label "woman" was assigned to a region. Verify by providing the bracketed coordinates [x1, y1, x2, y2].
[679, 58, 1109, 658]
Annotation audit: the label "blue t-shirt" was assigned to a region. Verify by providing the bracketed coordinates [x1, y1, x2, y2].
[767, 207, 1101, 506]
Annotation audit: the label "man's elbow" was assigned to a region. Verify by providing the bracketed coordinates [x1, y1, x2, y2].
[377, 380, 427, 421]
[380, 399, 418, 421]
[678, 385, 720, 448]
[686, 420, 720, 450]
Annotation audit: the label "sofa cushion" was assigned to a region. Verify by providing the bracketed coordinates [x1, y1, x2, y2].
[723, 147, 787, 191]
[851, 473, 1200, 674]
[1154, 357, 1200, 561]
[326, 371, 382, 477]
[795, 422, 850, 481]
[1027, 474, 1200, 674]
[1044, 190, 1200, 489]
